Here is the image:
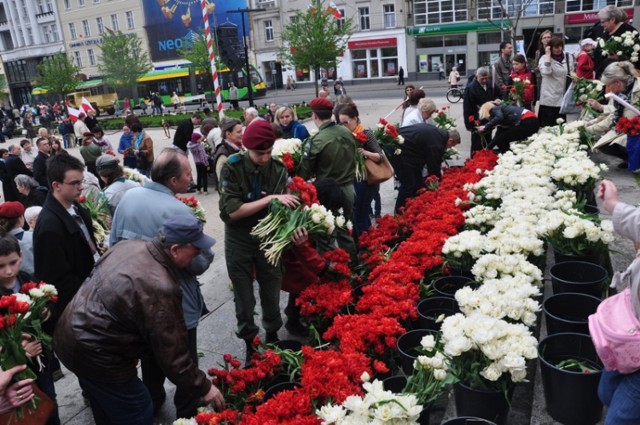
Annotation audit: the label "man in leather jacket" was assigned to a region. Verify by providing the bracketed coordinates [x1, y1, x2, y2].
[54, 215, 224, 425]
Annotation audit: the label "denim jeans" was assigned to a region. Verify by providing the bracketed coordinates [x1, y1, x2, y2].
[599, 369, 640, 424]
[353, 180, 374, 243]
[78, 376, 153, 425]
[35, 352, 60, 425]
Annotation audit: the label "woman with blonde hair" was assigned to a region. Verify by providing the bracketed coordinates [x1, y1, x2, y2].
[476, 101, 539, 153]
[275, 106, 310, 140]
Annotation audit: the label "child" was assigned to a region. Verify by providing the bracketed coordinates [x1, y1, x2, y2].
[187, 133, 210, 195]
[91, 126, 113, 153]
[0, 202, 34, 275]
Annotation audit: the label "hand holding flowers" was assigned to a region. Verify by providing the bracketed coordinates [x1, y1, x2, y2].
[374, 118, 404, 156]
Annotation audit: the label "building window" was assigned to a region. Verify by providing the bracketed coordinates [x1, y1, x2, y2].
[358, 7, 370, 30]
[566, 0, 632, 12]
[63, 0, 70, 9]
[37, 0, 45, 13]
[82, 19, 90, 37]
[351, 46, 398, 79]
[383, 4, 395, 28]
[93, 0, 99, 4]
[126, 11, 134, 29]
[45, 0, 52, 11]
[96, 17, 104, 34]
[73, 51, 82, 67]
[264, 19, 273, 42]
[78, 0, 84, 6]
[111, 14, 119, 31]
[69, 22, 77, 39]
[88, 48, 96, 65]
[51, 23, 58, 41]
[414, 0, 467, 25]
[43, 25, 50, 43]
[478, 0, 553, 19]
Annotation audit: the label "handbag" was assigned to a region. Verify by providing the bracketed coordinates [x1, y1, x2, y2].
[559, 81, 581, 115]
[0, 383, 55, 425]
[365, 152, 394, 185]
[589, 286, 640, 373]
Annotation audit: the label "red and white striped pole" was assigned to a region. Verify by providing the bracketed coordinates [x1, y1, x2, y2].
[201, 1, 224, 119]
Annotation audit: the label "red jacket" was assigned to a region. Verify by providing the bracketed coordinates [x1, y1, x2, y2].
[282, 242, 329, 294]
[509, 68, 535, 104]
[576, 51, 595, 79]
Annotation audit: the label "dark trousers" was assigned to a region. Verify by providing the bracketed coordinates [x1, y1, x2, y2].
[470, 130, 493, 154]
[488, 118, 540, 153]
[36, 352, 60, 425]
[285, 293, 301, 323]
[371, 184, 381, 216]
[79, 376, 153, 425]
[353, 180, 375, 243]
[600, 143, 629, 161]
[141, 328, 199, 419]
[538, 105, 566, 128]
[395, 167, 424, 213]
[195, 163, 208, 191]
[398, 75, 405, 85]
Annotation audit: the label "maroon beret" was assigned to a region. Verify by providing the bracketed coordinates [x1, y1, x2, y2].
[309, 97, 334, 111]
[242, 120, 275, 150]
[191, 133, 203, 144]
[0, 201, 25, 219]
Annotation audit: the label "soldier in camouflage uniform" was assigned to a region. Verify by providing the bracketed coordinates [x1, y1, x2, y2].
[298, 97, 358, 263]
[218, 120, 299, 365]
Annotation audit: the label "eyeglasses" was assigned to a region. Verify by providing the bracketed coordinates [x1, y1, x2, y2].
[340, 119, 352, 126]
[62, 180, 83, 187]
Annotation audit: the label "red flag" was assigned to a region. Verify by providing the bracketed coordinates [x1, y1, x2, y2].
[67, 105, 81, 123]
[81, 97, 95, 112]
[328, 1, 342, 19]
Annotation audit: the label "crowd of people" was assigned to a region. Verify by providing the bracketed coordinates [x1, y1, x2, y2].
[0, 5, 640, 422]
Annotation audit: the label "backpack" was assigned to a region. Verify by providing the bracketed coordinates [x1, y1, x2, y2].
[589, 287, 640, 373]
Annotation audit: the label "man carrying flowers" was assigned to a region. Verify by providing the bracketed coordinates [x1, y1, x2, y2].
[219, 120, 299, 364]
[298, 97, 358, 263]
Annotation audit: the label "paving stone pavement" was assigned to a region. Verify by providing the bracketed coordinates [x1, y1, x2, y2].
[47, 90, 629, 424]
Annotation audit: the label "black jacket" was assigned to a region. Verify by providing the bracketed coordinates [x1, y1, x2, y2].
[483, 105, 528, 133]
[173, 119, 194, 152]
[34, 194, 96, 328]
[398, 124, 448, 177]
[32, 151, 49, 187]
[595, 22, 638, 78]
[6, 154, 32, 179]
[463, 80, 499, 131]
[0, 161, 18, 201]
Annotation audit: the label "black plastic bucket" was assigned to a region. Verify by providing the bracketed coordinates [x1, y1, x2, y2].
[262, 381, 300, 402]
[417, 297, 459, 331]
[397, 329, 437, 375]
[550, 261, 607, 298]
[453, 383, 512, 425]
[441, 418, 497, 425]
[543, 292, 601, 335]
[433, 276, 474, 299]
[553, 251, 602, 266]
[538, 333, 603, 425]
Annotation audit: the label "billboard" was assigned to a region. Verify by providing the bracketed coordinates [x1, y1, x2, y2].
[143, 0, 249, 62]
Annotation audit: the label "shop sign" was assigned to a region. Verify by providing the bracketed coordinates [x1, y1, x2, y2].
[409, 20, 508, 36]
[565, 8, 634, 25]
[347, 37, 397, 49]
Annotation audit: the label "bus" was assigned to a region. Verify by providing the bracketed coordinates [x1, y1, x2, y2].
[136, 64, 267, 105]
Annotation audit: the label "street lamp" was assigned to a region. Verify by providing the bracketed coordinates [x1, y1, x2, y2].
[227, 7, 265, 107]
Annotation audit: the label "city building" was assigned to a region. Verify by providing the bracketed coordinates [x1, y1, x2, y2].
[0, 0, 64, 104]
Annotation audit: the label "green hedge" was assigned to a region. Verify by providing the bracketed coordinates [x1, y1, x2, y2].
[97, 106, 312, 130]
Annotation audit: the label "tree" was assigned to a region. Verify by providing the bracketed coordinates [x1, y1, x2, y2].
[98, 30, 153, 102]
[36, 52, 81, 101]
[177, 31, 216, 96]
[279, 0, 355, 96]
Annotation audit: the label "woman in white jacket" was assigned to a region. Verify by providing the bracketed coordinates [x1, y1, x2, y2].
[538, 37, 573, 127]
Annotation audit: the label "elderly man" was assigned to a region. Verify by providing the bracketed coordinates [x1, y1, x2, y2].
[298, 97, 357, 261]
[54, 215, 224, 425]
[243, 107, 260, 126]
[73, 113, 90, 146]
[395, 124, 461, 212]
[402, 98, 437, 127]
[110, 147, 212, 418]
[463, 67, 499, 154]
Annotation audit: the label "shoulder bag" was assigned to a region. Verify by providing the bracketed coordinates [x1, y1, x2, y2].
[365, 152, 394, 185]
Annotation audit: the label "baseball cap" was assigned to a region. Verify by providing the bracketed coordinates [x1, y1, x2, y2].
[159, 214, 215, 250]
[96, 155, 119, 171]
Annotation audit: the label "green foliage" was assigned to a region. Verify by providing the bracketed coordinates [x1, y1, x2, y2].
[98, 31, 153, 93]
[279, 0, 354, 91]
[177, 30, 213, 76]
[97, 106, 312, 130]
[36, 53, 81, 101]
